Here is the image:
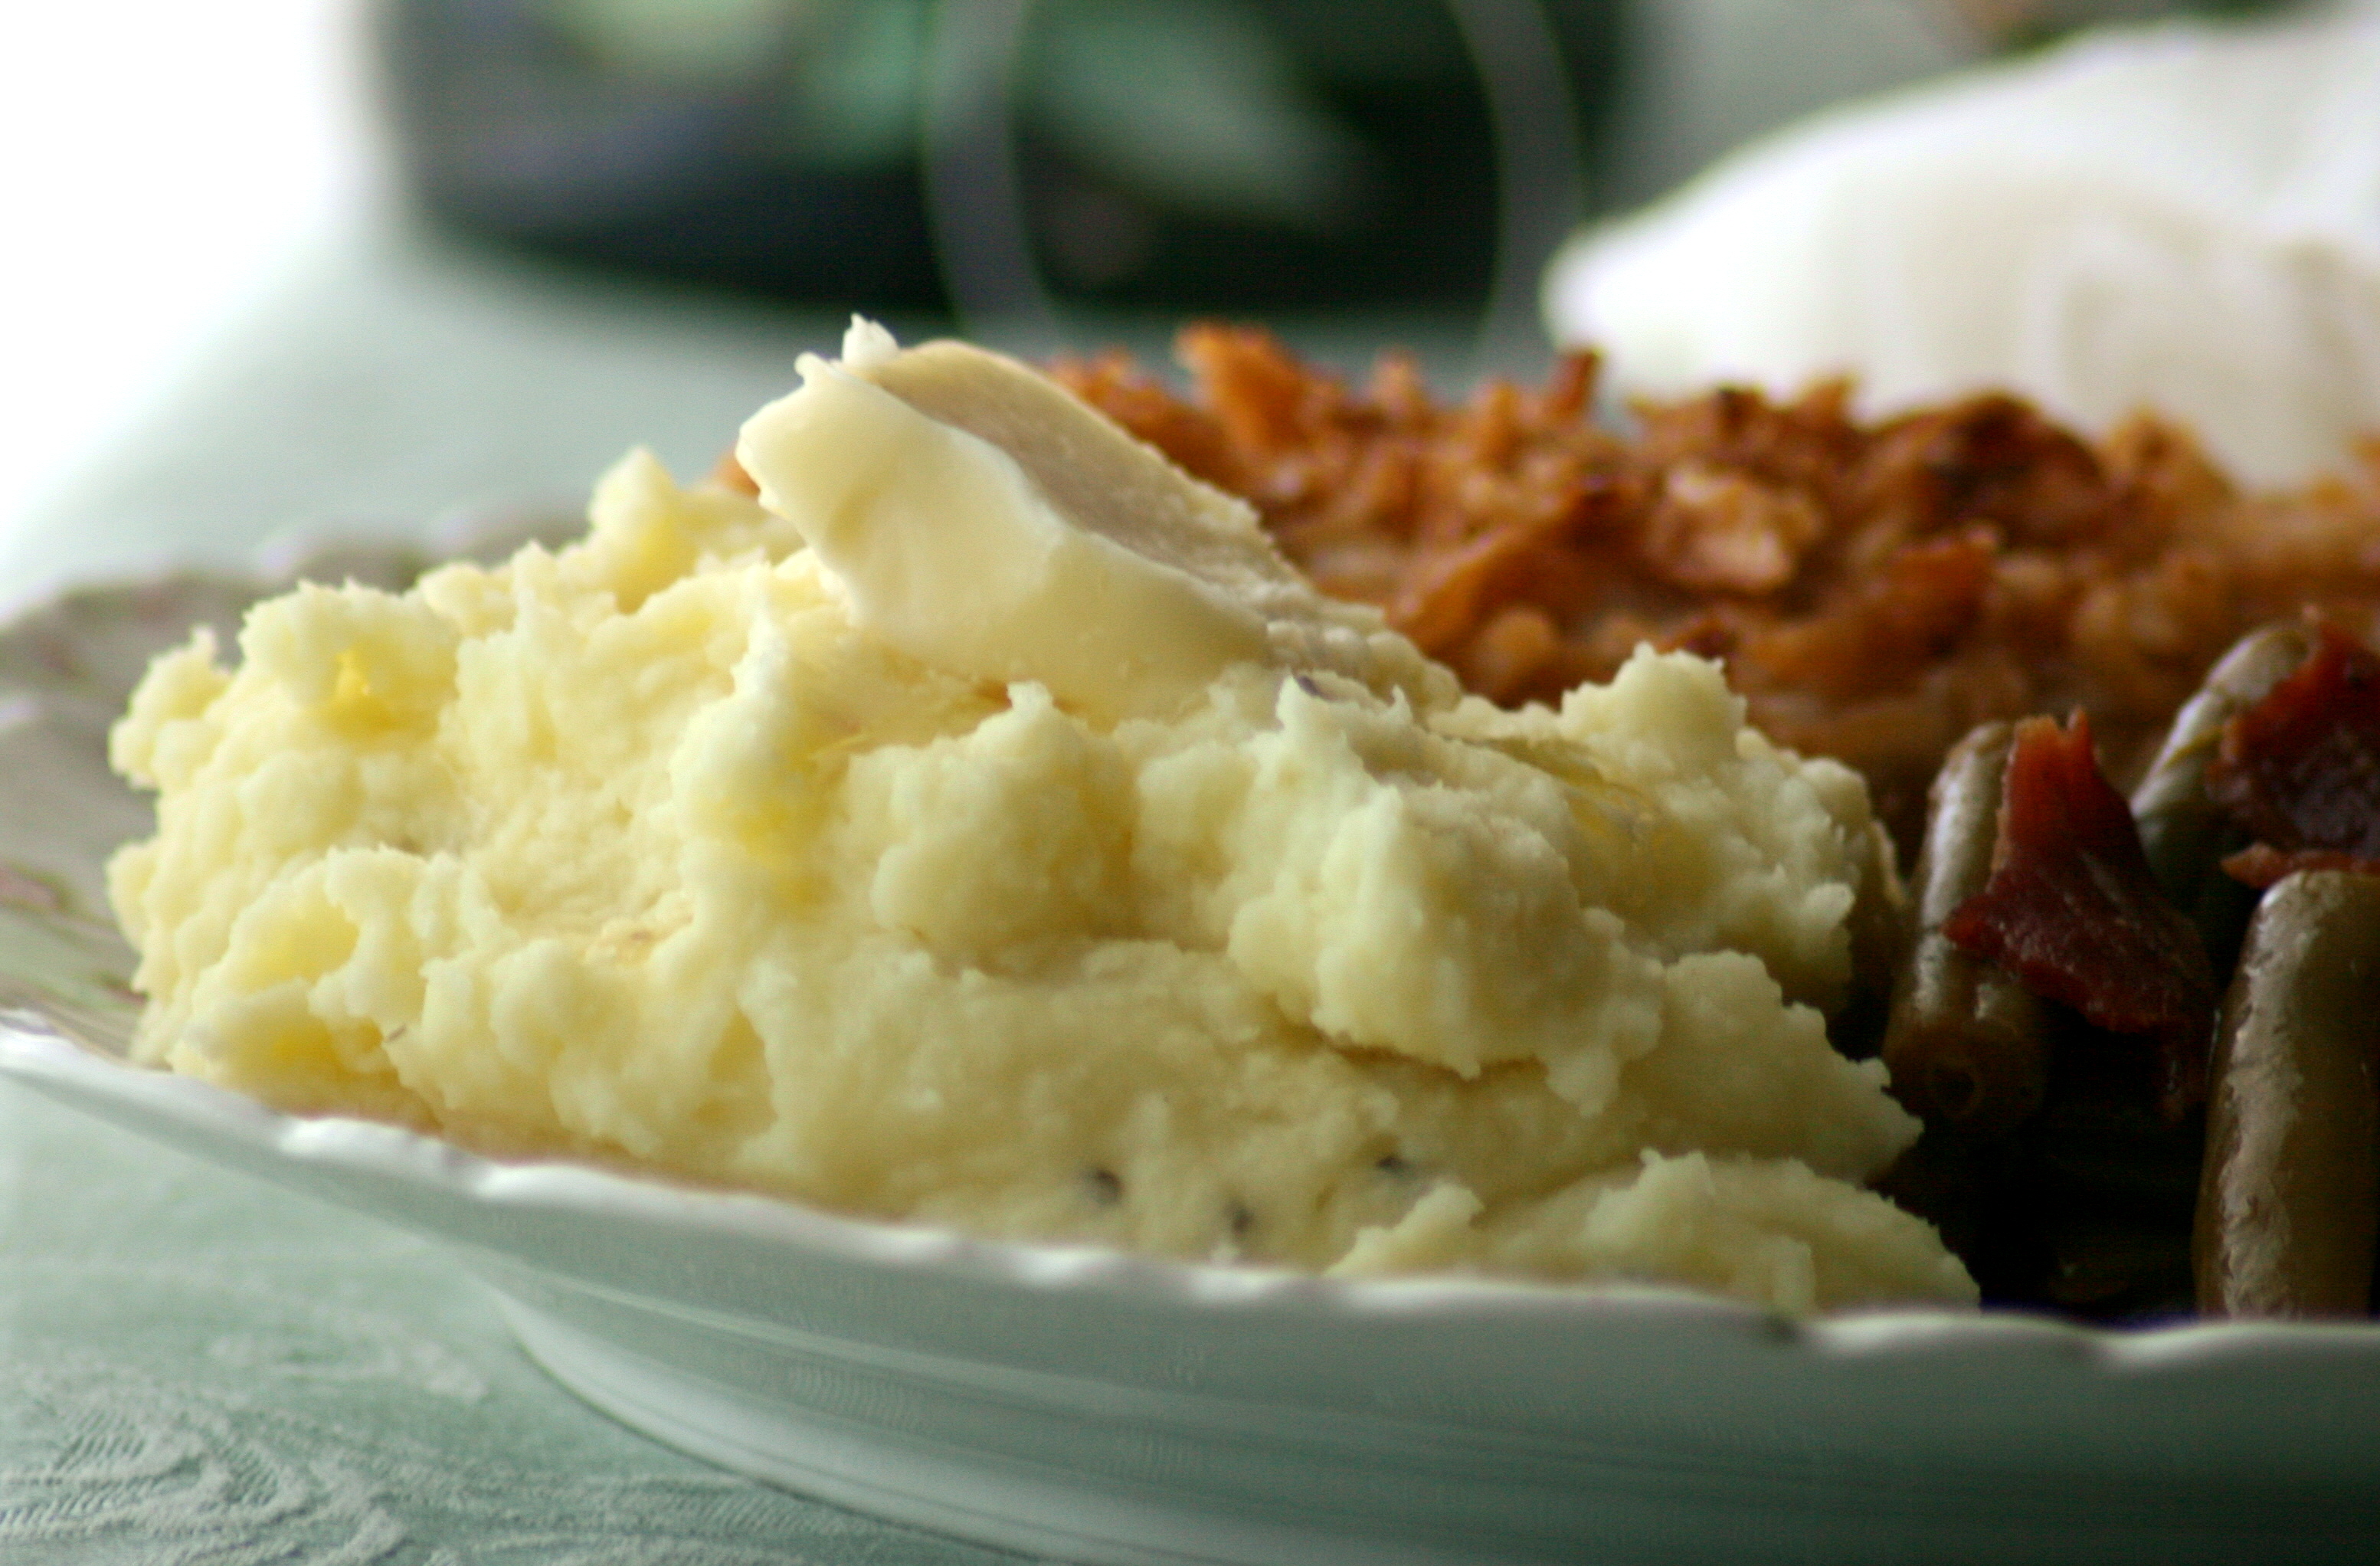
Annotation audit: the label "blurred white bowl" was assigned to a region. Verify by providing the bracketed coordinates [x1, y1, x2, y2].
[1547, 7, 2380, 487]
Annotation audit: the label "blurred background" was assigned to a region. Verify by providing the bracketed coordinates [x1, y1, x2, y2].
[0, 0, 2303, 604]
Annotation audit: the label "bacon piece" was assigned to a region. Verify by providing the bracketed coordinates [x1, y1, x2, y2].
[2205, 623, 2380, 886]
[1942, 713, 2217, 1116]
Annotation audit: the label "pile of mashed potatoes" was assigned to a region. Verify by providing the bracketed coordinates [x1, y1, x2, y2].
[106, 321, 1974, 1315]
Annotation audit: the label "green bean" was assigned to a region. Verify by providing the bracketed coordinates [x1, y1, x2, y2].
[1880, 722, 2051, 1135]
[2193, 870, 2380, 1319]
[1825, 819, 1908, 1062]
[2129, 623, 2313, 968]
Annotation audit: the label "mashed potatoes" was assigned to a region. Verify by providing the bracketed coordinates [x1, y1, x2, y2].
[106, 323, 1973, 1314]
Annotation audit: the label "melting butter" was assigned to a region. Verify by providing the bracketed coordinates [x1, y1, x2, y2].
[738, 319, 1324, 722]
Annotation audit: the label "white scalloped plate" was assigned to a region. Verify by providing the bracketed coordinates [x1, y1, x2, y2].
[5, 552, 2378, 1566]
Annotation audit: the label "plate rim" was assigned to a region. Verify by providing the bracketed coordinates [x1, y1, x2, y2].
[11, 1008, 2378, 1375]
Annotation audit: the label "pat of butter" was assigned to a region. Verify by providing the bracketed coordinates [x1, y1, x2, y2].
[737, 319, 1318, 720]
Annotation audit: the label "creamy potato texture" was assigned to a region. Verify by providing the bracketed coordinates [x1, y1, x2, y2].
[108, 323, 1975, 1314]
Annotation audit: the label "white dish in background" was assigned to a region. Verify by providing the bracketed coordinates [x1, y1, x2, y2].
[4, 555, 2378, 1566]
[1545, 8, 2380, 490]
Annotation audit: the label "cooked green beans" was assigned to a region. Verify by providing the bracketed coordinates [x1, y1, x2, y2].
[2193, 869, 2380, 1319]
[1881, 722, 2052, 1135]
[2129, 623, 2313, 966]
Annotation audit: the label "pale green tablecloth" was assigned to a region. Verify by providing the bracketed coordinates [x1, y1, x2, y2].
[0, 1079, 1034, 1564]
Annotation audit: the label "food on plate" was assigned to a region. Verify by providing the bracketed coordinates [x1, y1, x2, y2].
[1938, 710, 2215, 1121]
[1881, 620, 2380, 1320]
[2126, 621, 2313, 969]
[103, 320, 1973, 1315]
[1881, 707, 2215, 1316]
[1056, 326, 2380, 855]
[1877, 723, 2048, 1138]
[2183, 620, 2380, 1318]
[2202, 624, 2380, 888]
[2195, 869, 2380, 1321]
[1542, 8, 2380, 489]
